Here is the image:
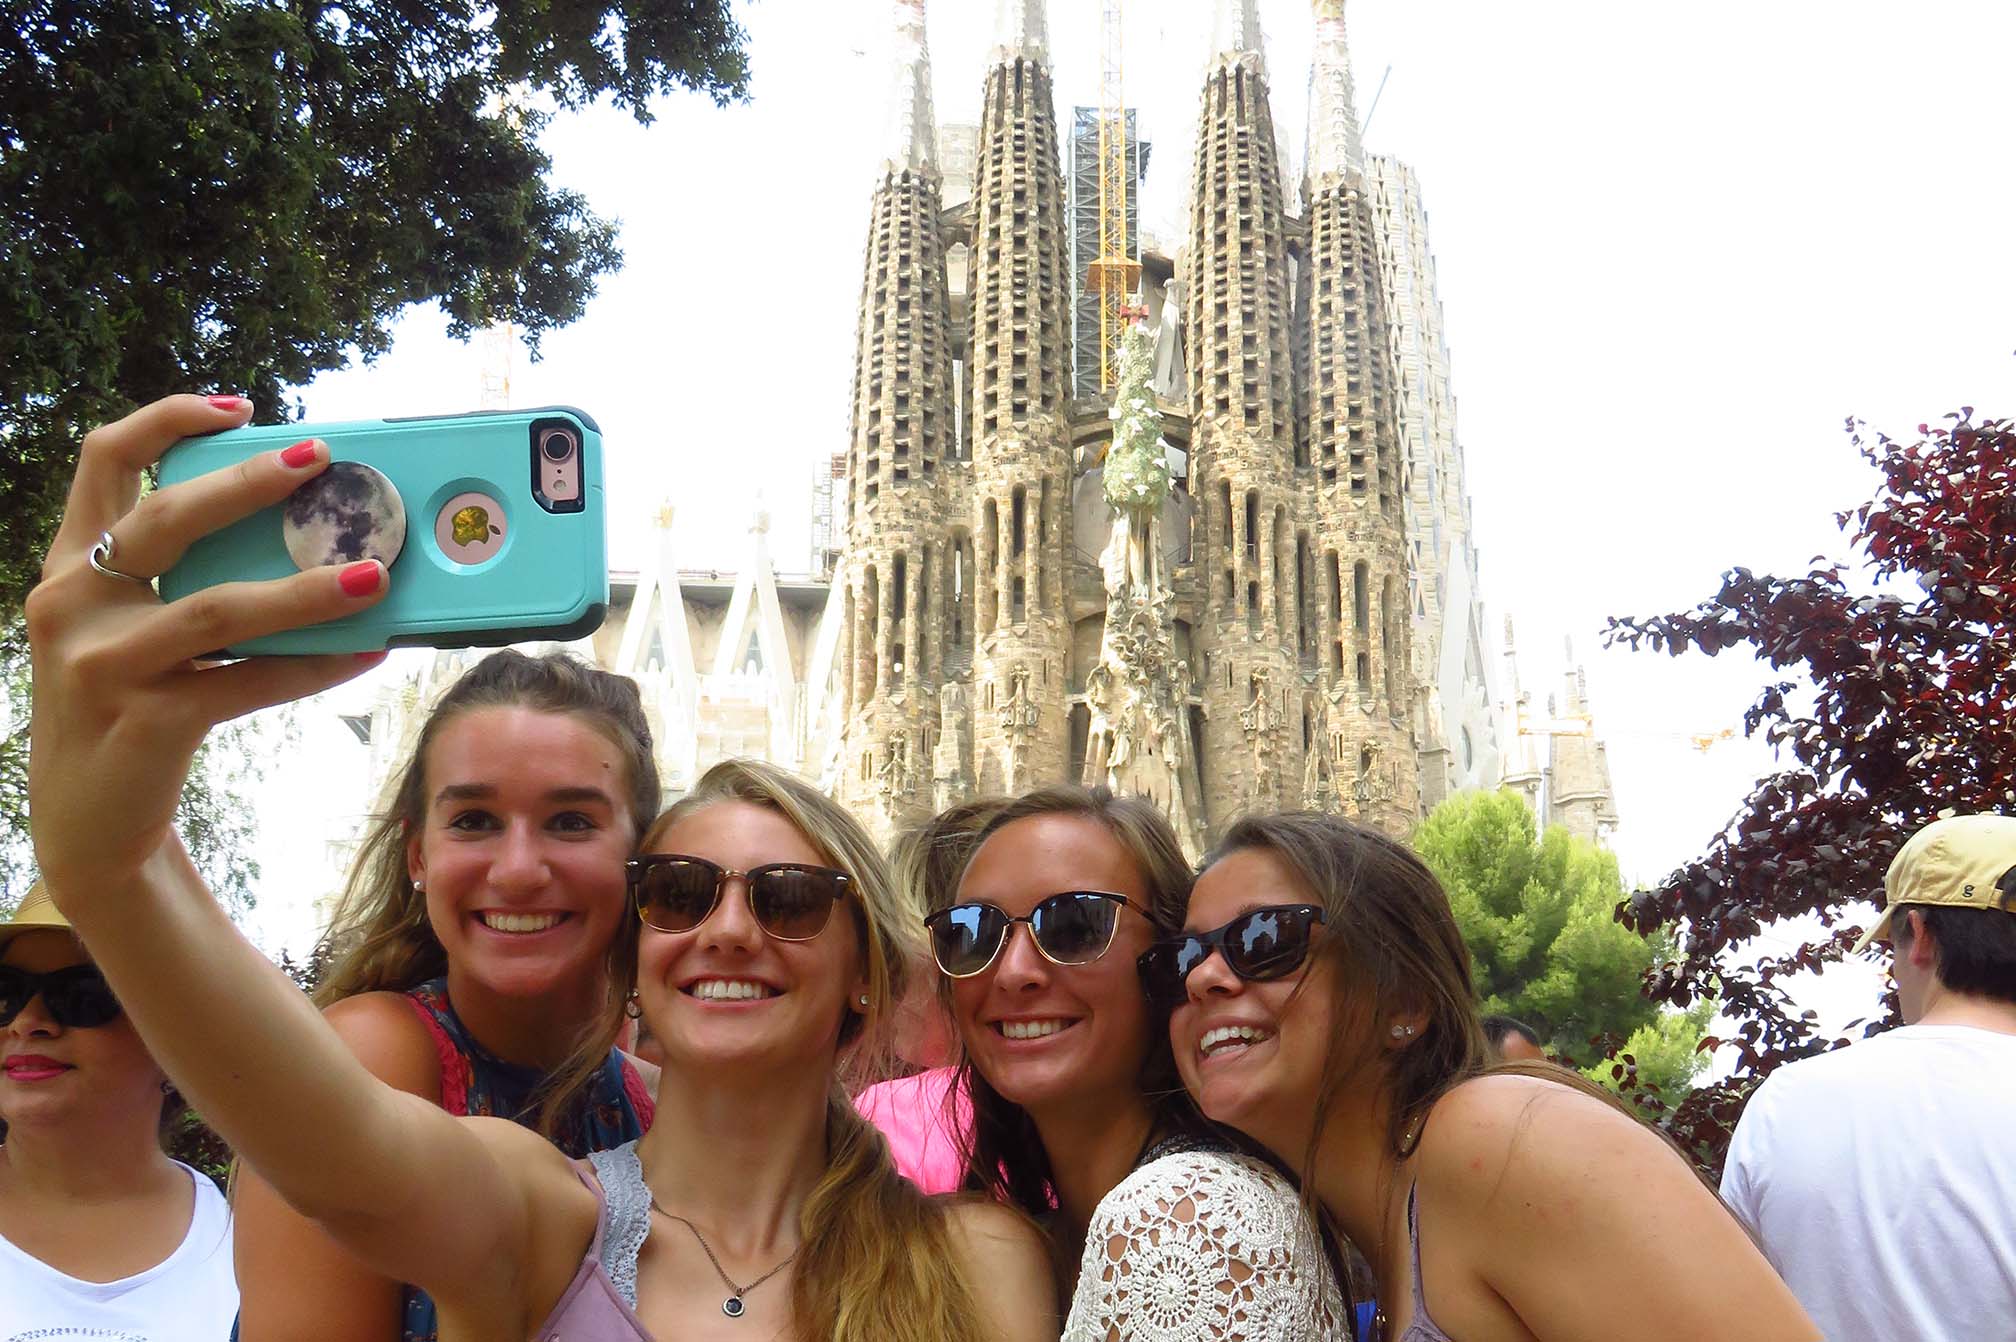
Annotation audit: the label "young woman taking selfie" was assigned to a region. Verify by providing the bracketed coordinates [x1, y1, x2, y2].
[925, 785, 1344, 1339]
[1146, 812, 1819, 1342]
[234, 646, 661, 1339]
[26, 396, 1052, 1341]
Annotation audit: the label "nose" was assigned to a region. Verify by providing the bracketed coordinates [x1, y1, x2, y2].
[991, 920, 1051, 992]
[1183, 946, 1243, 1003]
[700, 874, 764, 954]
[6, 992, 61, 1038]
[489, 819, 553, 891]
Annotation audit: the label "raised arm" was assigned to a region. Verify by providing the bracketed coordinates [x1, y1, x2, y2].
[1424, 1076, 1818, 1342]
[25, 397, 545, 1318]
[233, 995, 443, 1341]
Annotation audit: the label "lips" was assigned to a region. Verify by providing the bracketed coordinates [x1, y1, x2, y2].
[1197, 1023, 1275, 1060]
[3, 1054, 71, 1081]
[477, 911, 570, 935]
[681, 977, 782, 1002]
[990, 1017, 1080, 1041]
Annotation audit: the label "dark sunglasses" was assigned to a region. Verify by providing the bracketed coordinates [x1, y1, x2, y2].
[1138, 904, 1326, 1007]
[926, 891, 1143, 978]
[0, 963, 123, 1029]
[627, 854, 851, 941]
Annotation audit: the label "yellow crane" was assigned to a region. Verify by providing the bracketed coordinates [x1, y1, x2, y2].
[1086, 0, 1141, 394]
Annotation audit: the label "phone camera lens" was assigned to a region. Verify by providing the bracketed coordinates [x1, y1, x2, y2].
[539, 429, 577, 463]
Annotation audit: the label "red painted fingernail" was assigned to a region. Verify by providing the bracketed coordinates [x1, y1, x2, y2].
[339, 561, 384, 597]
[207, 395, 249, 411]
[354, 650, 389, 667]
[280, 439, 321, 468]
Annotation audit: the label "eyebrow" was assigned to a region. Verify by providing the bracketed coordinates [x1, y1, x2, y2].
[432, 784, 618, 808]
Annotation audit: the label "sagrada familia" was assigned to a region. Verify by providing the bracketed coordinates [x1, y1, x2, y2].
[335, 0, 1619, 875]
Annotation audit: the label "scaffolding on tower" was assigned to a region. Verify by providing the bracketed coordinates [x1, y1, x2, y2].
[1086, 0, 1142, 394]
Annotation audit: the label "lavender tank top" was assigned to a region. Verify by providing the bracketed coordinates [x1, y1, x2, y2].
[1394, 1182, 1456, 1342]
[530, 1143, 653, 1341]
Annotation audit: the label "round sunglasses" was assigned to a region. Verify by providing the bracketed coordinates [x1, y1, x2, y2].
[1137, 904, 1326, 1008]
[925, 891, 1145, 978]
[0, 963, 123, 1030]
[627, 854, 851, 941]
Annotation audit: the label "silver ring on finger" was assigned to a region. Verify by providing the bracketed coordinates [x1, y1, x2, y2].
[87, 530, 155, 590]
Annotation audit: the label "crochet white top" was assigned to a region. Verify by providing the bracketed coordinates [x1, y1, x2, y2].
[1063, 1147, 1348, 1341]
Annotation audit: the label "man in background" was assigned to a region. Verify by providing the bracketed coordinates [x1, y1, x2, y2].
[1720, 813, 2016, 1342]
[1481, 1013, 1545, 1062]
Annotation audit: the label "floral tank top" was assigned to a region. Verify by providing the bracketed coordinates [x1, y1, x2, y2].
[400, 977, 654, 1342]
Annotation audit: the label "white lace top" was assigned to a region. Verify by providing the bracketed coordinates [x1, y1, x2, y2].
[1063, 1148, 1348, 1341]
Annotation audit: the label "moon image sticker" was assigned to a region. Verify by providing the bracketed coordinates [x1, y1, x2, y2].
[435, 490, 509, 566]
[282, 461, 408, 572]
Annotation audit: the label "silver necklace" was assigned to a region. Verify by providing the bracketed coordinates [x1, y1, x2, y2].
[649, 1198, 798, 1319]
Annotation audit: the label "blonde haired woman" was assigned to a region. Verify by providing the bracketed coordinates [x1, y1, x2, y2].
[27, 397, 1053, 1340]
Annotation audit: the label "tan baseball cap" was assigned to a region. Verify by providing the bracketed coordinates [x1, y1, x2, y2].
[1853, 814, 2016, 953]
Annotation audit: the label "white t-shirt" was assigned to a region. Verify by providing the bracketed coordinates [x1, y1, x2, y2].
[0, 1161, 238, 1341]
[1721, 1023, 2016, 1342]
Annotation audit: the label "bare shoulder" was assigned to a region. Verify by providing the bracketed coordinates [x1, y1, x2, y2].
[322, 990, 441, 1097]
[1418, 1072, 1704, 1222]
[945, 1198, 1047, 1261]
[944, 1200, 1057, 1340]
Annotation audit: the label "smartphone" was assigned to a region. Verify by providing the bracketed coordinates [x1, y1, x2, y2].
[157, 407, 608, 656]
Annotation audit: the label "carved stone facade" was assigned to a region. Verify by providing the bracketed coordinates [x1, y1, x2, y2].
[830, 0, 1423, 848]
[323, 4, 1626, 894]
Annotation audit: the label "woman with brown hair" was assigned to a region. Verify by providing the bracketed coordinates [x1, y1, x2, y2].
[1149, 812, 1819, 1342]
[233, 646, 662, 1340]
[924, 784, 1344, 1339]
[26, 397, 1051, 1340]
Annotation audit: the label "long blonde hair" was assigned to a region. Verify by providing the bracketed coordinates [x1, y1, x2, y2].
[561, 759, 993, 1342]
[313, 651, 659, 1130]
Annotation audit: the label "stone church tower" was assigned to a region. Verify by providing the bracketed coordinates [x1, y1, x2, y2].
[964, 1, 1074, 801]
[833, 0, 1421, 850]
[832, 0, 959, 834]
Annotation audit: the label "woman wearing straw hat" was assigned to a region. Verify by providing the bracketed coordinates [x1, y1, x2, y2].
[0, 881, 238, 1338]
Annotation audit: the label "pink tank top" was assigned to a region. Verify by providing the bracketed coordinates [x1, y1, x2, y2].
[530, 1145, 653, 1341]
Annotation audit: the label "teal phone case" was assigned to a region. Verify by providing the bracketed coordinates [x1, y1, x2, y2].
[157, 407, 608, 656]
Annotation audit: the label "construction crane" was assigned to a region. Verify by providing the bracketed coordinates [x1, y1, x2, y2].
[1086, 0, 1141, 394]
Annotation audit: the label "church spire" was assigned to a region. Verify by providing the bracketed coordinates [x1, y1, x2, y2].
[1209, 0, 1267, 76]
[883, 0, 938, 176]
[1306, 0, 1364, 181]
[991, 0, 1049, 69]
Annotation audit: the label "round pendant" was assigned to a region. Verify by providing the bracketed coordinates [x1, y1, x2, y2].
[722, 1296, 746, 1319]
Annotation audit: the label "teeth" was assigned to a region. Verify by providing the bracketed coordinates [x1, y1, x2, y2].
[1000, 1019, 1071, 1040]
[689, 979, 777, 1001]
[1200, 1025, 1272, 1055]
[481, 912, 563, 934]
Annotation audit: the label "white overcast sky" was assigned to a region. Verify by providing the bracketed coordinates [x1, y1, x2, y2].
[264, 0, 2016, 1026]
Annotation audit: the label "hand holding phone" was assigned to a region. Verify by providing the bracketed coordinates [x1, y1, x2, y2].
[157, 406, 609, 655]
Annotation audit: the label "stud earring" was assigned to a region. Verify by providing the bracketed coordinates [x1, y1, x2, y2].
[412, 879, 425, 893]
[858, 995, 870, 1008]
[623, 992, 643, 1020]
[1390, 1024, 1406, 1038]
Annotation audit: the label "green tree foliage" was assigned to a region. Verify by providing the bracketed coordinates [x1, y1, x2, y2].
[0, 0, 750, 621]
[1415, 789, 1709, 1097]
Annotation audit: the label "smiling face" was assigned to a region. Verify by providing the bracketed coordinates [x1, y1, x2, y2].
[949, 814, 1159, 1119]
[407, 706, 635, 1004]
[1171, 847, 1338, 1157]
[0, 930, 166, 1134]
[635, 800, 868, 1078]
